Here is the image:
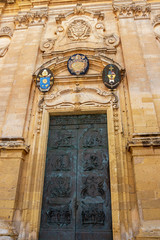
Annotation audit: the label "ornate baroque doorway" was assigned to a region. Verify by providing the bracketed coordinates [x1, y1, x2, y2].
[39, 114, 113, 240]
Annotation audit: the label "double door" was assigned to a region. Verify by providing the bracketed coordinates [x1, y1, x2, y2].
[39, 114, 113, 240]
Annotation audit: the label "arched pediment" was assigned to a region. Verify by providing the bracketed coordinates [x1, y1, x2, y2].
[34, 51, 124, 77]
[40, 3, 120, 57]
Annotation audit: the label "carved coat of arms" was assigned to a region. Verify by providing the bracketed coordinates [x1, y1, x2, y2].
[67, 54, 89, 75]
[102, 64, 121, 89]
[36, 68, 54, 92]
[67, 19, 91, 41]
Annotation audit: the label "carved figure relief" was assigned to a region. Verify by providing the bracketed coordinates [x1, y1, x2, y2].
[82, 129, 103, 148]
[47, 176, 71, 198]
[52, 131, 73, 148]
[67, 19, 91, 41]
[81, 175, 105, 198]
[0, 26, 13, 57]
[46, 204, 72, 226]
[83, 150, 106, 171]
[81, 203, 105, 225]
[47, 153, 71, 171]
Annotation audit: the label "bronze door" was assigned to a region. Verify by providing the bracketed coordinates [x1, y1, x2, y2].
[39, 114, 113, 240]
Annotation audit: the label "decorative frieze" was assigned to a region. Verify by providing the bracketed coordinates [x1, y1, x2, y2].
[113, 3, 151, 20]
[14, 9, 48, 29]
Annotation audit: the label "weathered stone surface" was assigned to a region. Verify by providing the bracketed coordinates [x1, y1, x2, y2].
[0, 1, 160, 240]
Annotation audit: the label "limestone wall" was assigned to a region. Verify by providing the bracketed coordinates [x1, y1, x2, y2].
[0, 1, 160, 239]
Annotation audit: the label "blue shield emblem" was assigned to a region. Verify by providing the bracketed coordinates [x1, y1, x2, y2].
[40, 76, 50, 90]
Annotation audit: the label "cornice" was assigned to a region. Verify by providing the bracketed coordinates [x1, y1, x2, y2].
[127, 133, 160, 151]
[0, 138, 30, 153]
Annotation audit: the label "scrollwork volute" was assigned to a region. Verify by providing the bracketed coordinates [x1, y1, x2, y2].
[40, 38, 55, 54]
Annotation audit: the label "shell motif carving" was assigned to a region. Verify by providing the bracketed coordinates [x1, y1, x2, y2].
[67, 19, 91, 41]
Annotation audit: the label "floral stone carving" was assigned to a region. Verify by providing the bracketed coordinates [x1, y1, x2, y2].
[0, 26, 13, 57]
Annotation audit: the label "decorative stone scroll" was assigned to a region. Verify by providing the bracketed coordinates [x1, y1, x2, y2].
[113, 3, 151, 20]
[40, 86, 119, 110]
[0, 26, 13, 57]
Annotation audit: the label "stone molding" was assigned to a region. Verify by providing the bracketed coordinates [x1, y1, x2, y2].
[0, 138, 30, 153]
[113, 3, 151, 20]
[127, 133, 160, 151]
[14, 9, 48, 29]
[0, 26, 13, 57]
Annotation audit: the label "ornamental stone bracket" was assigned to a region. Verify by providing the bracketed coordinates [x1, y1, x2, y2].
[14, 8, 48, 29]
[0, 26, 13, 57]
[113, 3, 151, 20]
[0, 138, 30, 153]
[127, 133, 160, 152]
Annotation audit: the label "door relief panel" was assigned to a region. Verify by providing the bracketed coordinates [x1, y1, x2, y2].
[39, 114, 112, 240]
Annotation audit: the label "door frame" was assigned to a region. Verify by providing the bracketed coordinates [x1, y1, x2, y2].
[33, 93, 121, 240]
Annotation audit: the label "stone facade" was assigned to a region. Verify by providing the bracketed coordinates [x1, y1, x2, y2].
[0, 0, 160, 239]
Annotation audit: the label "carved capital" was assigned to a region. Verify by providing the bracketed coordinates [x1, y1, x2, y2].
[134, 4, 151, 20]
[14, 9, 48, 29]
[113, 4, 135, 19]
[113, 3, 151, 20]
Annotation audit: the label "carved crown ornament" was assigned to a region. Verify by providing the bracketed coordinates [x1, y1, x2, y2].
[14, 9, 48, 29]
[113, 3, 151, 20]
[0, 26, 13, 57]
